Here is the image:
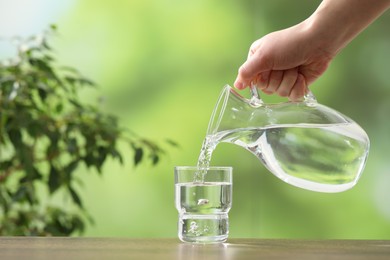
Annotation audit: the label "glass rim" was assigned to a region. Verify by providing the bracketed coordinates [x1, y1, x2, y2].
[174, 166, 232, 171]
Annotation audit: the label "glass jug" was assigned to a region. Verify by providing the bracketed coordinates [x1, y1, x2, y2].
[204, 85, 370, 193]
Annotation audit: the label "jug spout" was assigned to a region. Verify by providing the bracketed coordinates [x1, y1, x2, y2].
[207, 85, 267, 135]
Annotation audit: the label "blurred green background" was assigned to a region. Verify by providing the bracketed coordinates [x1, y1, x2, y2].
[1, 0, 390, 238]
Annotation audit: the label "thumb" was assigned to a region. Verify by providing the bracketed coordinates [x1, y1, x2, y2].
[234, 53, 273, 89]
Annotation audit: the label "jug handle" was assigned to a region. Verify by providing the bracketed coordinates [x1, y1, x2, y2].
[250, 83, 317, 104]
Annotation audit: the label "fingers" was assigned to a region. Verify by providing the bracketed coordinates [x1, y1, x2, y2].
[260, 68, 297, 96]
[259, 70, 283, 94]
[257, 69, 307, 100]
[289, 74, 307, 101]
[276, 68, 298, 97]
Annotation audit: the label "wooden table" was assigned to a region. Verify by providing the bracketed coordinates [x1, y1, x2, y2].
[0, 237, 389, 260]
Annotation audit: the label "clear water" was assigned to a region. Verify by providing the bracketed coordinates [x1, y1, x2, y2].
[178, 214, 228, 243]
[175, 182, 232, 243]
[175, 182, 232, 214]
[197, 123, 369, 192]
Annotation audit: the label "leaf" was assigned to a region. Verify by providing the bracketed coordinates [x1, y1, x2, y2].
[46, 142, 59, 159]
[42, 40, 51, 51]
[60, 66, 79, 73]
[165, 139, 179, 148]
[68, 186, 83, 209]
[48, 165, 61, 194]
[19, 167, 42, 183]
[78, 78, 95, 86]
[38, 87, 48, 101]
[150, 154, 159, 165]
[26, 121, 43, 138]
[25, 183, 36, 205]
[0, 160, 13, 171]
[0, 189, 10, 213]
[66, 138, 78, 154]
[28, 58, 55, 78]
[69, 98, 82, 109]
[71, 216, 85, 233]
[43, 54, 54, 62]
[110, 148, 123, 164]
[7, 129, 22, 148]
[133, 147, 143, 166]
[49, 24, 57, 31]
[18, 145, 35, 177]
[55, 103, 63, 113]
[12, 185, 27, 202]
[64, 160, 79, 183]
[64, 76, 77, 85]
[83, 154, 95, 168]
[94, 146, 108, 171]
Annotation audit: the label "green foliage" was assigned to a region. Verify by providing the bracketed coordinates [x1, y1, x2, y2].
[0, 27, 173, 236]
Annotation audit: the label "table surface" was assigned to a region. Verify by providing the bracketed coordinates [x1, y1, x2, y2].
[0, 237, 390, 260]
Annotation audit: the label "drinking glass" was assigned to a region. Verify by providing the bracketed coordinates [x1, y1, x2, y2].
[174, 166, 232, 243]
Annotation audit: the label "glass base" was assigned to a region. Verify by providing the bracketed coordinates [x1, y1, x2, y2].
[178, 213, 229, 243]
